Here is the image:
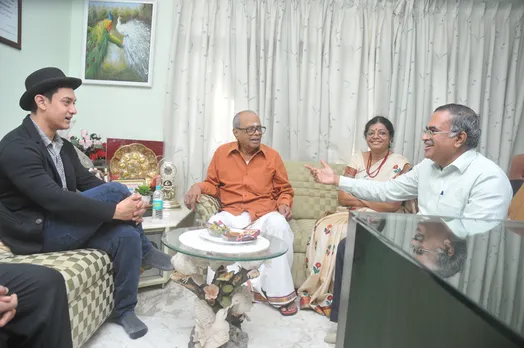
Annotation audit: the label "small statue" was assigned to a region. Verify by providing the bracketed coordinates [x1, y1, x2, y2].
[171, 253, 206, 285]
[230, 286, 253, 321]
[163, 187, 175, 201]
[193, 300, 231, 348]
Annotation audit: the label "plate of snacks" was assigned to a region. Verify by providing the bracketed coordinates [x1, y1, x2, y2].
[202, 221, 260, 244]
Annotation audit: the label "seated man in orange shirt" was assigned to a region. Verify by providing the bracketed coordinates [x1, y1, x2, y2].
[184, 110, 297, 316]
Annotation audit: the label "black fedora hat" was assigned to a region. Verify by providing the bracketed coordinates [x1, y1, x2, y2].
[19, 67, 82, 111]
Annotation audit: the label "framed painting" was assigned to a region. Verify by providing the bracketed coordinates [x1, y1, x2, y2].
[0, 0, 22, 50]
[81, 0, 157, 87]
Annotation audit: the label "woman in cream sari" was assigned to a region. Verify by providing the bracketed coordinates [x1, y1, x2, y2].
[298, 116, 412, 316]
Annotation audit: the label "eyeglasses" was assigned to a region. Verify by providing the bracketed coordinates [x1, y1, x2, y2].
[411, 233, 445, 256]
[366, 131, 389, 138]
[422, 128, 454, 137]
[411, 244, 443, 256]
[236, 125, 267, 135]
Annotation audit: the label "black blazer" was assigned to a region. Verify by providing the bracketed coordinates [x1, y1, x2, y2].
[0, 116, 116, 254]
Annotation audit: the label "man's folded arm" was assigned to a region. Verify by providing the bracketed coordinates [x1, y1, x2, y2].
[337, 164, 420, 202]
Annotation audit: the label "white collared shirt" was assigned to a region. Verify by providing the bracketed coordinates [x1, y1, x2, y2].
[338, 149, 512, 220]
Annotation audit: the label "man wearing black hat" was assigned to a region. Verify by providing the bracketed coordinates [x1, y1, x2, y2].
[0, 67, 173, 340]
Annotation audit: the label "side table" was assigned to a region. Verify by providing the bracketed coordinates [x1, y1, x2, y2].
[139, 207, 194, 288]
[162, 227, 289, 347]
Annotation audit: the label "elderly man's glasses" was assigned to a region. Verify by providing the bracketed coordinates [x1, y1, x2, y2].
[236, 126, 267, 135]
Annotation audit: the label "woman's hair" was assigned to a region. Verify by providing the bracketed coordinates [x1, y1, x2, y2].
[363, 116, 395, 146]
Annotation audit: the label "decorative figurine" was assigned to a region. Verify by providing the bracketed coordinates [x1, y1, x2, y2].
[158, 160, 180, 209]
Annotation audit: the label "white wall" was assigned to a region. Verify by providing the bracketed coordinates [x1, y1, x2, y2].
[0, 0, 173, 142]
[67, 0, 173, 142]
[0, 0, 73, 137]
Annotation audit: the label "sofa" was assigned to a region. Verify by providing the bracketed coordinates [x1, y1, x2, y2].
[195, 161, 347, 288]
[0, 248, 113, 347]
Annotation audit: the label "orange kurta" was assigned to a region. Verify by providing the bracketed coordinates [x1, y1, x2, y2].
[198, 142, 294, 221]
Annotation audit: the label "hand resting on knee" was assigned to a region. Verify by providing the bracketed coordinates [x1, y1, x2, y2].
[113, 194, 147, 223]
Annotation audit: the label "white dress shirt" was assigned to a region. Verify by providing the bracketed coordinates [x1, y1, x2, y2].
[338, 149, 512, 221]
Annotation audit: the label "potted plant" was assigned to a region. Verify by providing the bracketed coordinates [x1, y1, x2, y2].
[135, 184, 152, 204]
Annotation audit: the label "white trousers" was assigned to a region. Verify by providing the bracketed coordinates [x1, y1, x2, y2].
[206, 211, 296, 307]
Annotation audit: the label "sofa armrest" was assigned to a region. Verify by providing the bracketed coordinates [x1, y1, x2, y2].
[195, 194, 221, 225]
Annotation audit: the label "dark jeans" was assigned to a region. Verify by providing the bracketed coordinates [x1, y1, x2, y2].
[0, 263, 72, 348]
[330, 237, 346, 323]
[41, 182, 152, 319]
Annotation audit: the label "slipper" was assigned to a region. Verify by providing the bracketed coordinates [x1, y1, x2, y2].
[279, 301, 298, 316]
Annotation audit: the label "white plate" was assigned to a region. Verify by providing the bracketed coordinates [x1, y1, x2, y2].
[199, 229, 256, 245]
[179, 229, 270, 254]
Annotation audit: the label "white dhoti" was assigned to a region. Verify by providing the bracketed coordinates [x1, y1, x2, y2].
[206, 211, 296, 307]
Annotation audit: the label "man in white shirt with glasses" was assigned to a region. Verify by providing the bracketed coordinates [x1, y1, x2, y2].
[305, 103, 512, 343]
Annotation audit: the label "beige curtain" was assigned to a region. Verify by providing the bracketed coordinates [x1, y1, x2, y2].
[163, 0, 524, 197]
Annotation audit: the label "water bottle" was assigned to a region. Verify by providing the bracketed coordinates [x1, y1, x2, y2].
[152, 185, 163, 220]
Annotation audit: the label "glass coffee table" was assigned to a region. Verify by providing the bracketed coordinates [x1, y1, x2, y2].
[161, 226, 289, 347]
[162, 226, 288, 262]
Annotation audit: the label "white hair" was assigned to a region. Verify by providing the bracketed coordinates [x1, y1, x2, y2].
[232, 110, 258, 128]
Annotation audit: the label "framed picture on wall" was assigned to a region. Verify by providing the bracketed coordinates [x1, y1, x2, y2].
[0, 0, 22, 50]
[80, 0, 157, 87]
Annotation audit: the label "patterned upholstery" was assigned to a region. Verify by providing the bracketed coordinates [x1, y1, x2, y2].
[289, 218, 316, 253]
[195, 194, 221, 224]
[292, 253, 308, 289]
[0, 249, 114, 348]
[194, 160, 346, 288]
[285, 161, 346, 219]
